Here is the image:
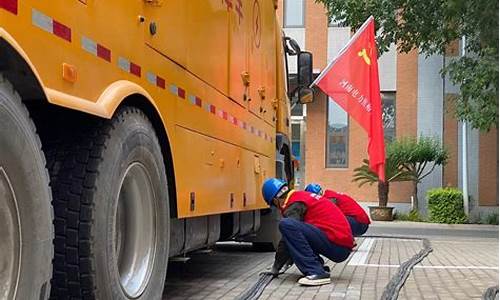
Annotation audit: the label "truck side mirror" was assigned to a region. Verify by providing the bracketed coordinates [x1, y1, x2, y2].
[298, 87, 314, 104]
[297, 51, 313, 87]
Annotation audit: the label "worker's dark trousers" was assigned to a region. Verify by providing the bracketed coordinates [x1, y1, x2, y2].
[279, 218, 351, 276]
[346, 216, 369, 237]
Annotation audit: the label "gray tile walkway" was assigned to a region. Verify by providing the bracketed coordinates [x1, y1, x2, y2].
[163, 224, 498, 300]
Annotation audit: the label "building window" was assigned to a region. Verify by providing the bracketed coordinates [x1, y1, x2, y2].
[291, 103, 303, 116]
[382, 92, 396, 142]
[326, 98, 348, 168]
[283, 0, 304, 28]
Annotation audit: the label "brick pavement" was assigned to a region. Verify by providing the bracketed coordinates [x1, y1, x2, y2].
[163, 228, 498, 300]
[399, 239, 498, 300]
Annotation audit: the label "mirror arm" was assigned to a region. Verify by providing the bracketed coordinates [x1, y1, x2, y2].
[283, 37, 300, 56]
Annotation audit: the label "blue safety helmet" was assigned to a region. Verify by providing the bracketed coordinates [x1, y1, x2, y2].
[305, 183, 322, 195]
[262, 178, 287, 206]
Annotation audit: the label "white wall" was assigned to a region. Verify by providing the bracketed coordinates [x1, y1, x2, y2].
[417, 53, 445, 214]
[327, 27, 351, 61]
[378, 44, 396, 91]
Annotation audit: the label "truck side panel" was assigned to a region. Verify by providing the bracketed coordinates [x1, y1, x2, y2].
[1, 0, 280, 218]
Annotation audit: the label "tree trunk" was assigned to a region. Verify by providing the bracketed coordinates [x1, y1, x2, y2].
[412, 181, 418, 211]
[378, 180, 389, 207]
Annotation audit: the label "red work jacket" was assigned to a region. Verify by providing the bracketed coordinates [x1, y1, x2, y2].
[281, 190, 353, 249]
[323, 189, 371, 225]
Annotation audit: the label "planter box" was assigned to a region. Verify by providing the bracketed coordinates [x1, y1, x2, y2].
[369, 206, 394, 221]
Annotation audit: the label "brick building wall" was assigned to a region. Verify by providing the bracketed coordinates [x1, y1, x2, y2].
[300, 1, 414, 204]
[277, 0, 498, 215]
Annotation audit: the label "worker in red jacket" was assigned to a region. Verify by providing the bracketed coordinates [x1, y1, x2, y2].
[305, 183, 371, 237]
[262, 178, 353, 286]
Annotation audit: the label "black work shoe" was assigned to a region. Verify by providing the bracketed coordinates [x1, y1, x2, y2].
[297, 273, 331, 286]
[323, 265, 331, 273]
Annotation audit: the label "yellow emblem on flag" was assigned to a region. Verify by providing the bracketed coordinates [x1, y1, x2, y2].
[358, 48, 371, 65]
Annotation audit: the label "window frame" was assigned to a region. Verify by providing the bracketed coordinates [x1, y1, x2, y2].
[283, 0, 305, 28]
[381, 91, 396, 143]
[325, 97, 349, 169]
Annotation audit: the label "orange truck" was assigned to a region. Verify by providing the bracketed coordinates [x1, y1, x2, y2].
[0, 0, 313, 299]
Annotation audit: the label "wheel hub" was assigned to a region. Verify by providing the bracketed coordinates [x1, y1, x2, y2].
[114, 163, 157, 298]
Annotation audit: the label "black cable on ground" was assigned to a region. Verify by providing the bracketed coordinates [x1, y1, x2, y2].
[482, 285, 499, 300]
[236, 264, 291, 300]
[237, 235, 432, 300]
[236, 272, 274, 300]
[370, 235, 433, 300]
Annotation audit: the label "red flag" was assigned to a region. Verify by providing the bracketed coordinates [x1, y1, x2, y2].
[312, 16, 385, 181]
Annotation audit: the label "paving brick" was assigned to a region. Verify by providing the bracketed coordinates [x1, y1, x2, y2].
[163, 235, 498, 300]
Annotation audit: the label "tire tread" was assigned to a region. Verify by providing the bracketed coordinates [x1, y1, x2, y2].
[0, 74, 54, 300]
[43, 106, 158, 299]
[45, 114, 109, 299]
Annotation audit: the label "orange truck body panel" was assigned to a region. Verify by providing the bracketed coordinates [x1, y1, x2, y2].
[0, 0, 291, 217]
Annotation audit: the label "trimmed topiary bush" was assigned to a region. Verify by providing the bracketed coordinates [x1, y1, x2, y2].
[427, 188, 468, 224]
[391, 136, 449, 210]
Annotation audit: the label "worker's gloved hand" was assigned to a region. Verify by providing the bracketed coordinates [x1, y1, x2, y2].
[270, 265, 280, 277]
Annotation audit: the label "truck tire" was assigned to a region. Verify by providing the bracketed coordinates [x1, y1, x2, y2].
[47, 107, 170, 299]
[0, 75, 53, 300]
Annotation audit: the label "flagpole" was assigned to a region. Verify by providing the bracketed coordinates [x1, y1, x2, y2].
[460, 35, 469, 217]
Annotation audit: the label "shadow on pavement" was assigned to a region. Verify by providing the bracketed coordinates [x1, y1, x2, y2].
[163, 242, 275, 299]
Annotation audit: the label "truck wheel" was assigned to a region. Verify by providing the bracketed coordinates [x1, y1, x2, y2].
[48, 107, 170, 299]
[0, 75, 53, 300]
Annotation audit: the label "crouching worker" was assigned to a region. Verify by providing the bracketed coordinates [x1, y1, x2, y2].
[305, 184, 370, 237]
[262, 178, 353, 286]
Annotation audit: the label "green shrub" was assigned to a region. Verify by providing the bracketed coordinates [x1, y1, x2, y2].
[394, 210, 425, 222]
[427, 188, 468, 224]
[484, 213, 499, 225]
